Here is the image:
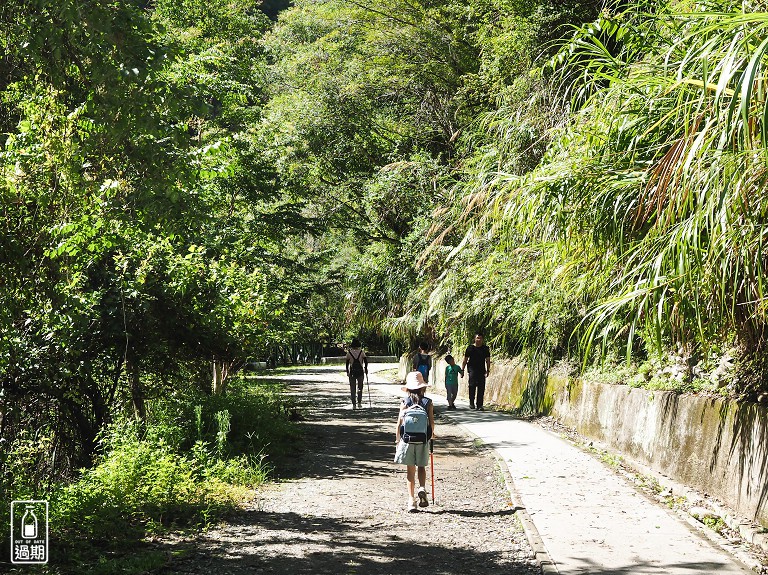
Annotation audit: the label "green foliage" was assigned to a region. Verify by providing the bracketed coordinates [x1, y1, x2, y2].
[255, 0, 602, 354]
[184, 378, 300, 453]
[0, 0, 318, 509]
[8, 1, 768, 568]
[536, 2, 768, 393]
[71, 381, 291, 530]
[0, 7, 315, 569]
[417, 0, 768, 397]
[0, 375, 296, 570]
[703, 515, 727, 534]
[55, 428, 236, 532]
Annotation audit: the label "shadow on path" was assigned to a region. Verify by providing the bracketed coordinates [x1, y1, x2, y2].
[157, 366, 540, 575]
[163, 509, 531, 575]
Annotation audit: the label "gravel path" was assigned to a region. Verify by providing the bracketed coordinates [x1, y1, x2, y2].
[158, 366, 540, 575]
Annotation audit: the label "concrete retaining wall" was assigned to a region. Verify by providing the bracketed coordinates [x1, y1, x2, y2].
[399, 353, 768, 527]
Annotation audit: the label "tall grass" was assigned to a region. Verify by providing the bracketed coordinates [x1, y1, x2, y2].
[544, 5, 768, 379]
[417, 1, 768, 395]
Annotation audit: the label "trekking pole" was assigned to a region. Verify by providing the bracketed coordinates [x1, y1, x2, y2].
[366, 372, 371, 408]
[430, 439, 435, 504]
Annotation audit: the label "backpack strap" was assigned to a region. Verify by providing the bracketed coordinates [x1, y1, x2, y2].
[404, 396, 431, 408]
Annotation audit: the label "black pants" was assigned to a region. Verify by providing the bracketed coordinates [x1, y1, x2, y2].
[468, 369, 486, 408]
[349, 372, 364, 404]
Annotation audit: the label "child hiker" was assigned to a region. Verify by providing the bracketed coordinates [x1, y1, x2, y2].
[394, 371, 435, 512]
[345, 338, 368, 409]
[444, 354, 463, 410]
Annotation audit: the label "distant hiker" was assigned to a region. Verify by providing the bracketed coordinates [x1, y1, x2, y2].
[444, 354, 463, 410]
[394, 371, 435, 512]
[345, 339, 368, 409]
[461, 332, 491, 411]
[413, 342, 432, 384]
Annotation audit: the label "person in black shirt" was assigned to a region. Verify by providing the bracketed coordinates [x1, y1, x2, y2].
[345, 338, 368, 409]
[461, 332, 491, 411]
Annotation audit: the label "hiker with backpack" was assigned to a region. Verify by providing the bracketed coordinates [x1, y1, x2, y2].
[394, 371, 435, 512]
[345, 339, 368, 409]
[413, 342, 432, 384]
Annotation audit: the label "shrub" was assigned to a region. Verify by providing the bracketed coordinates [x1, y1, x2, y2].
[52, 425, 252, 537]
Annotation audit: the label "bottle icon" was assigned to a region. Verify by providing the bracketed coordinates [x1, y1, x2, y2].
[21, 506, 37, 539]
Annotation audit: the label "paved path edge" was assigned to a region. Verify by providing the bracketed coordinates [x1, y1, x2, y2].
[442, 411, 559, 575]
[580, 435, 764, 573]
[444, 407, 761, 575]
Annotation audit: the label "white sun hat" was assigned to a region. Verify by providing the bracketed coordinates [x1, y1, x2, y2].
[401, 371, 428, 392]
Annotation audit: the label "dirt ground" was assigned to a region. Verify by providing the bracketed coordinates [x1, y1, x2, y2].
[157, 367, 540, 575]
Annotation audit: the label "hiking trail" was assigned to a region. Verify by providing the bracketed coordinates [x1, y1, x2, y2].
[157, 364, 538, 575]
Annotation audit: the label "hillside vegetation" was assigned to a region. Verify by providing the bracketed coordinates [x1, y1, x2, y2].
[3, 0, 768, 568]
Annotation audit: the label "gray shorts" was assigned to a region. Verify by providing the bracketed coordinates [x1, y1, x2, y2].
[394, 439, 429, 466]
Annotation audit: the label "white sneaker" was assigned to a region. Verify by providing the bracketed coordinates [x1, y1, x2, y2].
[417, 487, 429, 508]
[407, 498, 418, 512]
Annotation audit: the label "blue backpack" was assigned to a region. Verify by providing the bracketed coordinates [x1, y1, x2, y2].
[416, 353, 430, 381]
[401, 400, 430, 444]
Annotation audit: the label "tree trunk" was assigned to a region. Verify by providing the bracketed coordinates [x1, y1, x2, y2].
[126, 356, 146, 423]
[212, 359, 229, 395]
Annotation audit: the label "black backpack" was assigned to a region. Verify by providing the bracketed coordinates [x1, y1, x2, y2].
[349, 349, 365, 375]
